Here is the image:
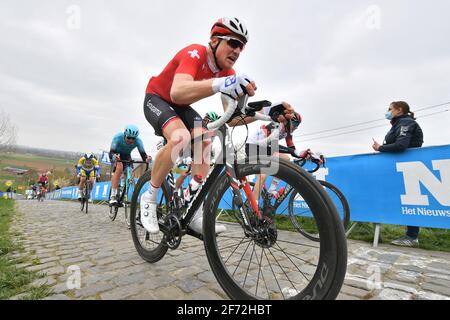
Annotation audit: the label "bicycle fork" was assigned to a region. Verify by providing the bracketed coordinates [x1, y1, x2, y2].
[226, 165, 262, 234]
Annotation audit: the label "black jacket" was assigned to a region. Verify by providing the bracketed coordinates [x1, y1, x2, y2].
[379, 115, 424, 153]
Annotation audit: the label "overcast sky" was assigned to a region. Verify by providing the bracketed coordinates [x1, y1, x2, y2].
[1, 0, 449, 159]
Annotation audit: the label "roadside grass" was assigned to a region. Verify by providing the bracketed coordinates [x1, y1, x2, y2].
[0, 199, 52, 300]
[218, 210, 450, 252]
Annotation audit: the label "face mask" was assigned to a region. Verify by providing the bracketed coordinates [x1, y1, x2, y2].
[385, 111, 393, 120]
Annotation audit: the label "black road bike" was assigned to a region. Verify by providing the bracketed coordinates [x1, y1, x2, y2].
[129, 95, 347, 300]
[80, 177, 92, 214]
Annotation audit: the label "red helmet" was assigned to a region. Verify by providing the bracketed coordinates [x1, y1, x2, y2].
[211, 17, 249, 44]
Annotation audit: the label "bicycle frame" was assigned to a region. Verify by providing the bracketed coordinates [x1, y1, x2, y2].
[164, 124, 269, 236]
[116, 159, 149, 205]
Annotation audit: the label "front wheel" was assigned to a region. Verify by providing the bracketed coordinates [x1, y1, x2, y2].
[203, 157, 347, 300]
[130, 170, 171, 264]
[84, 183, 89, 214]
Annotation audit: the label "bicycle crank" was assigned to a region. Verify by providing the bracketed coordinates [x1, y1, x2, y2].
[163, 214, 182, 250]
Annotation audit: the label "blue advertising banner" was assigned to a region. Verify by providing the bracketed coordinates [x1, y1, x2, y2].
[100, 151, 111, 165]
[46, 144, 450, 230]
[316, 145, 450, 229]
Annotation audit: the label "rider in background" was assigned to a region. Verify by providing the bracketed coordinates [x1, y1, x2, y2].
[140, 17, 296, 234]
[245, 113, 306, 200]
[38, 172, 49, 197]
[109, 125, 151, 205]
[76, 153, 101, 200]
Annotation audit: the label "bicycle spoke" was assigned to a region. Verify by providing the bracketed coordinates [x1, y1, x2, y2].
[275, 239, 319, 250]
[223, 239, 254, 263]
[253, 247, 270, 299]
[267, 248, 299, 296]
[217, 234, 252, 241]
[262, 249, 285, 299]
[232, 240, 253, 277]
[273, 243, 312, 282]
[271, 244, 317, 269]
[243, 242, 257, 288]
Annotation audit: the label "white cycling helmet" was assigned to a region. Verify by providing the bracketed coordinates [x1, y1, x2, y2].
[211, 17, 249, 44]
[84, 152, 94, 160]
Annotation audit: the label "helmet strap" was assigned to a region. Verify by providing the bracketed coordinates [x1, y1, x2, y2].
[209, 39, 223, 72]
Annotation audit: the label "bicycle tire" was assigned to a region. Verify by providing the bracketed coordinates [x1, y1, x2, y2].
[288, 180, 350, 242]
[125, 179, 136, 228]
[108, 187, 119, 221]
[109, 205, 118, 221]
[203, 157, 347, 300]
[130, 170, 171, 263]
[124, 195, 130, 228]
[84, 181, 89, 214]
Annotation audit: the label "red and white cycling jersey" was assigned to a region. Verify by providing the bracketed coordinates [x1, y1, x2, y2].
[38, 176, 48, 184]
[247, 123, 295, 148]
[145, 44, 235, 107]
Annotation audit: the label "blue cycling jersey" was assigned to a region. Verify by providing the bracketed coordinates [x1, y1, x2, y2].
[110, 133, 147, 160]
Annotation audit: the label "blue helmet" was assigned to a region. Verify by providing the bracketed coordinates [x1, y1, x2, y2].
[124, 124, 139, 138]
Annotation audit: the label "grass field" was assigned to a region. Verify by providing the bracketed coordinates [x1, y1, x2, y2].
[0, 199, 51, 300]
[0, 152, 80, 192]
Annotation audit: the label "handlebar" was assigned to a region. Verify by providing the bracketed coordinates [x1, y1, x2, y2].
[114, 159, 150, 171]
[291, 150, 325, 174]
[206, 95, 246, 131]
[115, 160, 149, 164]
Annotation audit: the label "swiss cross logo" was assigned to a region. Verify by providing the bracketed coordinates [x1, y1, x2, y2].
[188, 50, 200, 59]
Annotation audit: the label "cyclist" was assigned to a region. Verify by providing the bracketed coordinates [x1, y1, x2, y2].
[76, 153, 101, 200]
[140, 17, 296, 234]
[109, 125, 151, 205]
[38, 173, 49, 198]
[31, 183, 38, 199]
[245, 112, 310, 200]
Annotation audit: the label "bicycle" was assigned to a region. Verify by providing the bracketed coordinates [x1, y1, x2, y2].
[109, 159, 149, 228]
[129, 95, 347, 300]
[80, 177, 91, 214]
[36, 184, 47, 202]
[230, 149, 350, 242]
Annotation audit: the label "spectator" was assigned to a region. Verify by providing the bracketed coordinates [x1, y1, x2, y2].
[6, 186, 12, 193]
[372, 101, 424, 247]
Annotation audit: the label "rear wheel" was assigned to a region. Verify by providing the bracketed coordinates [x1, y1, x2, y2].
[288, 180, 350, 242]
[203, 157, 347, 300]
[130, 170, 171, 263]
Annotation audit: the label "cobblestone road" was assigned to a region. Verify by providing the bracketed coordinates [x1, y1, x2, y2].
[9, 200, 450, 300]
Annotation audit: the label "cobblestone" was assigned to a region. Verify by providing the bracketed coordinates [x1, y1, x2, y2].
[10, 200, 450, 300]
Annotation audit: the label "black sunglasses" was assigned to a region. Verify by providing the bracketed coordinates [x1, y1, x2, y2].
[126, 136, 136, 140]
[216, 36, 245, 51]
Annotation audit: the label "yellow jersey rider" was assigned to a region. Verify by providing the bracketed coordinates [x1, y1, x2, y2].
[76, 152, 101, 200]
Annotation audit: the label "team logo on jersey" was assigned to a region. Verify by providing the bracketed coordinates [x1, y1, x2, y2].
[188, 49, 200, 60]
[146, 100, 162, 116]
